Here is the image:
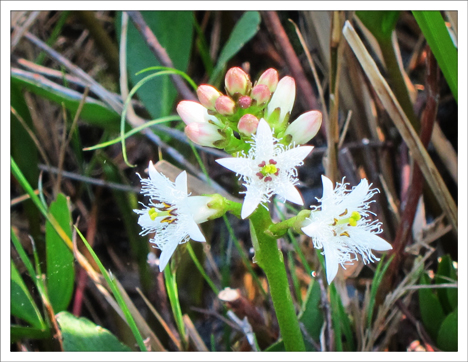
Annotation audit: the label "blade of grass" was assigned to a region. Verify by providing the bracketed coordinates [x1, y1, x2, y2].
[119, 70, 196, 167]
[11, 259, 46, 330]
[343, 21, 458, 236]
[367, 254, 394, 328]
[186, 242, 219, 295]
[73, 227, 148, 351]
[164, 266, 188, 350]
[83, 116, 180, 151]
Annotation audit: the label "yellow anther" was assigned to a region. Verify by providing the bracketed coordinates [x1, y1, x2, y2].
[351, 211, 361, 221]
[339, 209, 348, 217]
[148, 208, 159, 221]
[332, 218, 338, 226]
[340, 231, 350, 237]
[261, 164, 278, 176]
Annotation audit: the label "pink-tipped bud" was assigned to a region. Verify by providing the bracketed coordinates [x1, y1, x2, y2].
[237, 114, 259, 136]
[251, 84, 271, 105]
[285, 110, 322, 145]
[185, 122, 224, 147]
[215, 95, 236, 115]
[266, 76, 296, 124]
[225, 67, 251, 96]
[238, 95, 252, 109]
[257, 68, 279, 93]
[197, 85, 222, 111]
[177, 100, 209, 125]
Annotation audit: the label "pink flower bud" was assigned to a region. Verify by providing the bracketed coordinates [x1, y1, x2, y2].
[238, 95, 252, 109]
[225, 67, 251, 96]
[251, 84, 271, 105]
[215, 95, 236, 115]
[237, 114, 259, 136]
[197, 85, 222, 111]
[285, 110, 322, 145]
[185, 122, 224, 147]
[266, 76, 296, 124]
[177, 100, 208, 125]
[257, 68, 279, 93]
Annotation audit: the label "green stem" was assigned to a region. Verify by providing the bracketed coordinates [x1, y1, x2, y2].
[268, 209, 311, 237]
[249, 207, 305, 351]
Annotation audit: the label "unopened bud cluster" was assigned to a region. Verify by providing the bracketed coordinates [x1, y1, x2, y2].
[177, 67, 322, 154]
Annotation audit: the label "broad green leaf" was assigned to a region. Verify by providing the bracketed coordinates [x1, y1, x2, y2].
[11, 325, 50, 343]
[435, 255, 458, 313]
[116, 11, 193, 120]
[413, 11, 458, 102]
[11, 260, 45, 329]
[298, 279, 323, 350]
[11, 71, 121, 129]
[418, 273, 446, 341]
[46, 193, 75, 312]
[356, 11, 400, 42]
[56, 311, 131, 351]
[265, 340, 285, 351]
[11, 83, 41, 238]
[437, 308, 458, 351]
[210, 11, 261, 84]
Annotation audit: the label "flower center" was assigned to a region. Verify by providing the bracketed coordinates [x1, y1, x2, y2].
[148, 202, 178, 224]
[331, 209, 361, 237]
[255, 159, 280, 182]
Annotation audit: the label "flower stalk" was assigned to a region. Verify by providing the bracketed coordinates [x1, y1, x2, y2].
[249, 206, 306, 351]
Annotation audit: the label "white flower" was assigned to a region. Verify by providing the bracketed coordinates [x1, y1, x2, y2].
[216, 119, 313, 219]
[134, 161, 216, 271]
[301, 175, 392, 284]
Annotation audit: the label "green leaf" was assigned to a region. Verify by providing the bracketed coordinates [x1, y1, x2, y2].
[116, 11, 193, 120]
[435, 255, 458, 314]
[413, 11, 458, 102]
[164, 267, 187, 349]
[11, 71, 121, 129]
[418, 272, 446, 341]
[46, 193, 75, 312]
[11, 325, 51, 343]
[437, 308, 458, 351]
[11, 260, 45, 329]
[56, 311, 132, 351]
[11, 83, 41, 238]
[209, 11, 261, 84]
[265, 340, 285, 351]
[298, 279, 323, 350]
[356, 11, 400, 42]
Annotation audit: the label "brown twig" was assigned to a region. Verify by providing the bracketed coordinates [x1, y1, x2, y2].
[126, 11, 197, 101]
[262, 11, 318, 112]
